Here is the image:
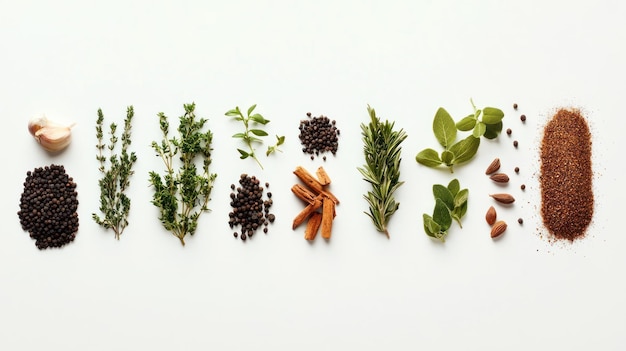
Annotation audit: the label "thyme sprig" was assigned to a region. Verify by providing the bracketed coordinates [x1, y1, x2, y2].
[357, 105, 407, 238]
[149, 103, 217, 246]
[93, 106, 137, 239]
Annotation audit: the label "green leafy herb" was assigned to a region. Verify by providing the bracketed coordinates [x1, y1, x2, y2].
[93, 106, 137, 239]
[357, 105, 407, 238]
[423, 179, 468, 242]
[415, 100, 504, 172]
[225, 104, 284, 169]
[149, 103, 217, 246]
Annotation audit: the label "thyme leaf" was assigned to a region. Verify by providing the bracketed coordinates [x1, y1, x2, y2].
[149, 103, 216, 246]
[357, 105, 407, 238]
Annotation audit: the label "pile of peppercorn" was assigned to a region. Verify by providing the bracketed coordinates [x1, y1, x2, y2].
[228, 174, 275, 241]
[298, 112, 340, 160]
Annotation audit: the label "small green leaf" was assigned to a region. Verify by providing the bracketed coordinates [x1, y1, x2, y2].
[250, 129, 268, 137]
[449, 135, 480, 164]
[225, 108, 240, 117]
[232, 132, 246, 138]
[447, 179, 460, 196]
[472, 121, 486, 138]
[416, 148, 442, 167]
[484, 121, 503, 139]
[433, 107, 457, 149]
[433, 184, 454, 210]
[441, 150, 454, 165]
[266, 146, 275, 156]
[276, 135, 285, 145]
[474, 109, 482, 119]
[433, 198, 452, 231]
[247, 104, 257, 116]
[423, 214, 440, 236]
[482, 107, 504, 124]
[454, 188, 469, 208]
[237, 149, 249, 159]
[456, 115, 476, 131]
[250, 114, 269, 125]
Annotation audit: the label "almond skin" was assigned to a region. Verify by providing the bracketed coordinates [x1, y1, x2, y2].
[491, 220, 507, 238]
[490, 193, 515, 204]
[485, 158, 501, 175]
[485, 206, 497, 225]
[490, 173, 510, 183]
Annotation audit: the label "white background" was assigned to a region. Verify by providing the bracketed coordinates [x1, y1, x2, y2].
[0, 0, 623, 350]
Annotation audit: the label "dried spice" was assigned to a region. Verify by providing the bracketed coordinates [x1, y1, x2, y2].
[540, 108, 593, 241]
[291, 166, 339, 240]
[18, 164, 79, 249]
[228, 174, 274, 241]
[298, 113, 339, 160]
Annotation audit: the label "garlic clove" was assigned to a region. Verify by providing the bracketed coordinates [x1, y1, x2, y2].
[34, 126, 73, 152]
[28, 115, 75, 152]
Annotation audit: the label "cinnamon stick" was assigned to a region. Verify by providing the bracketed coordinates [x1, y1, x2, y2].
[304, 212, 323, 241]
[293, 166, 324, 193]
[321, 196, 335, 239]
[292, 195, 323, 230]
[316, 166, 331, 186]
[291, 184, 316, 204]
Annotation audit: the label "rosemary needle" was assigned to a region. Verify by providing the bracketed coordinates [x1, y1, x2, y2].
[357, 105, 407, 238]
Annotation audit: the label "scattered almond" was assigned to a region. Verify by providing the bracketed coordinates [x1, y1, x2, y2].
[489, 173, 510, 183]
[485, 206, 497, 225]
[485, 158, 501, 175]
[491, 220, 507, 238]
[490, 193, 515, 204]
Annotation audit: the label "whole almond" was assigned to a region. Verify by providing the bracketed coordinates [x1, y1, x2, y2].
[490, 173, 510, 183]
[490, 193, 515, 204]
[485, 158, 501, 175]
[491, 220, 507, 238]
[485, 206, 497, 225]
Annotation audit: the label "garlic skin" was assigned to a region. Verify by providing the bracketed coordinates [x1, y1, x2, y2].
[28, 115, 75, 152]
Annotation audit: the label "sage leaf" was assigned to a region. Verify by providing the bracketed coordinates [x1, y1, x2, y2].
[484, 121, 503, 139]
[433, 184, 454, 210]
[449, 135, 480, 164]
[472, 121, 486, 138]
[441, 150, 454, 165]
[433, 198, 452, 231]
[433, 107, 456, 148]
[454, 188, 469, 208]
[456, 115, 476, 131]
[416, 148, 442, 167]
[482, 107, 504, 124]
[447, 179, 460, 196]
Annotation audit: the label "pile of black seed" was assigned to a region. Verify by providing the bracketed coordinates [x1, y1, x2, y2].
[298, 112, 340, 160]
[228, 174, 275, 241]
[17, 164, 79, 249]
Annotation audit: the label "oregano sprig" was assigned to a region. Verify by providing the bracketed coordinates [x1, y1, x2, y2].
[93, 106, 137, 239]
[149, 103, 217, 246]
[423, 179, 468, 242]
[357, 105, 407, 238]
[225, 104, 284, 169]
[416, 100, 504, 172]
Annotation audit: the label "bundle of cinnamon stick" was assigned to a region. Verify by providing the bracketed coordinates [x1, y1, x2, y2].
[291, 166, 339, 240]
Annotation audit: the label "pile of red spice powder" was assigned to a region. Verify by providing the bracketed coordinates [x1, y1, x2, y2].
[540, 108, 593, 241]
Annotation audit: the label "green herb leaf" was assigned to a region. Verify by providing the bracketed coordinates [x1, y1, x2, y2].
[482, 107, 504, 124]
[454, 188, 469, 208]
[441, 150, 454, 165]
[449, 135, 480, 164]
[250, 129, 268, 137]
[433, 198, 452, 231]
[433, 184, 454, 210]
[232, 132, 246, 138]
[423, 214, 441, 237]
[447, 179, 460, 196]
[276, 135, 285, 146]
[247, 104, 257, 116]
[237, 148, 249, 159]
[456, 115, 476, 131]
[225, 108, 240, 117]
[472, 121, 486, 138]
[250, 114, 270, 125]
[484, 121, 503, 139]
[433, 107, 457, 148]
[416, 148, 442, 167]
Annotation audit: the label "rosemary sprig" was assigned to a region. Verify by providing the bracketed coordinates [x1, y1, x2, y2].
[92, 106, 137, 239]
[357, 105, 407, 238]
[149, 103, 217, 246]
